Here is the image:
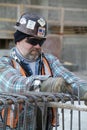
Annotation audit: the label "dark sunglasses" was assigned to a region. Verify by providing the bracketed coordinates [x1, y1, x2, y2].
[26, 37, 46, 46]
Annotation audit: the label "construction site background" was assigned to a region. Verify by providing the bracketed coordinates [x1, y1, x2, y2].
[0, 1, 87, 130]
[0, 0, 87, 71]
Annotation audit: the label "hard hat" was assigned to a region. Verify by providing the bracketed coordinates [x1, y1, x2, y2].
[14, 12, 47, 39]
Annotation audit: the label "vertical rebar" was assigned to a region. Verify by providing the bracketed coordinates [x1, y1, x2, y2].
[61, 108, 65, 130]
[70, 97, 74, 130]
[78, 84, 81, 130]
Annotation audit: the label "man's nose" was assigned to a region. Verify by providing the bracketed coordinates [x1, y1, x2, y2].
[34, 44, 41, 48]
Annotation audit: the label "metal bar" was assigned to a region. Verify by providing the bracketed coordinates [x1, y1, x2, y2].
[61, 108, 65, 130]
[42, 103, 47, 130]
[46, 102, 87, 111]
[17, 104, 20, 130]
[55, 108, 58, 130]
[41, 96, 47, 130]
[0, 92, 87, 111]
[78, 84, 81, 130]
[0, 92, 87, 130]
[23, 102, 27, 130]
[32, 104, 37, 130]
[70, 109, 73, 130]
[70, 97, 74, 130]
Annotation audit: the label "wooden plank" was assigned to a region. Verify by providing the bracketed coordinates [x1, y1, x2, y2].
[0, 3, 18, 7]
[24, 4, 61, 10]
[65, 7, 87, 12]
[0, 18, 16, 22]
[64, 21, 87, 26]
[0, 32, 13, 39]
[0, 30, 14, 33]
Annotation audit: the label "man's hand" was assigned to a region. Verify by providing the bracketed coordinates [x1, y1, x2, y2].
[40, 77, 72, 94]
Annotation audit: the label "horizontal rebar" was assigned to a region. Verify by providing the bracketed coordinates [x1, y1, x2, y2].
[0, 92, 86, 111]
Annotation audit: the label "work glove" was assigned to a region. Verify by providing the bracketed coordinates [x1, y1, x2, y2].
[40, 77, 73, 94]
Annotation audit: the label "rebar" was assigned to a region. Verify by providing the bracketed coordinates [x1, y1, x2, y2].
[0, 92, 87, 130]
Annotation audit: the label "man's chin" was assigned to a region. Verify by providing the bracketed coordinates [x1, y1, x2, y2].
[31, 50, 40, 55]
[31, 50, 41, 57]
[28, 55, 39, 61]
[25, 53, 40, 61]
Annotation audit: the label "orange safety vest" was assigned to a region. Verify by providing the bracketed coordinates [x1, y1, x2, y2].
[1, 57, 57, 128]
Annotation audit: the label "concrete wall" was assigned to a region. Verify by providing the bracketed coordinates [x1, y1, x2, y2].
[61, 36, 87, 70]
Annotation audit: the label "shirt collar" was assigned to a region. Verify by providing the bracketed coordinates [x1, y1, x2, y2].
[10, 47, 41, 64]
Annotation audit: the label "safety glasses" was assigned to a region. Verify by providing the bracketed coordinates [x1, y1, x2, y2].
[26, 37, 46, 46]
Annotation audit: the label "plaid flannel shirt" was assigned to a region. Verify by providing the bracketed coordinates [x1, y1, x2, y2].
[0, 49, 87, 130]
[0, 51, 87, 96]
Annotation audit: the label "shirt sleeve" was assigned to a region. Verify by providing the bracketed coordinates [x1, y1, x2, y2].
[0, 57, 35, 93]
[46, 54, 87, 97]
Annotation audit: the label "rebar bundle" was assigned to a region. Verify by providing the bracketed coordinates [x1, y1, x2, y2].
[0, 92, 87, 130]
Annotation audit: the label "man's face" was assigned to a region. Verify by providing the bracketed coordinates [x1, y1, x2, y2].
[16, 37, 43, 61]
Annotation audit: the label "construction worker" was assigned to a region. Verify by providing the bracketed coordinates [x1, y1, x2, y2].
[0, 12, 87, 130]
